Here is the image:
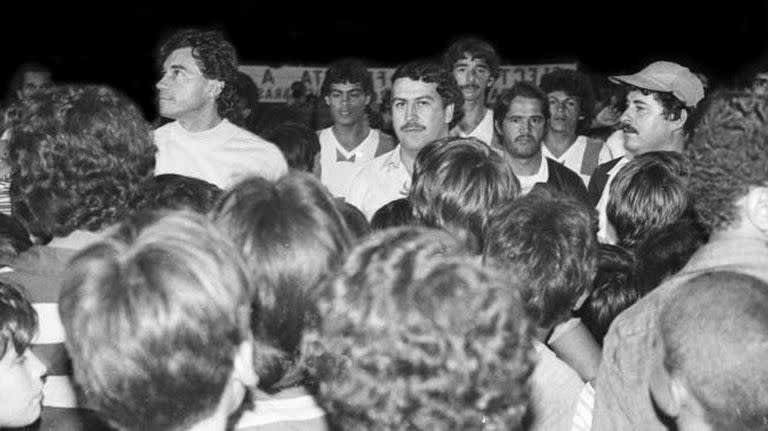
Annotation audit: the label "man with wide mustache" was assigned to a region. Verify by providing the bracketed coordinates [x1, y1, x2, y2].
[348, 61, 462, 219]
[587, 61, 705, 243]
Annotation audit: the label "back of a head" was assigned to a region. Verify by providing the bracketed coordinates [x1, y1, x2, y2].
[9, 85, 155, 239]
[607, 151, 691, 249]
[134, 174, 222, 214]
[0, 281, 37, 361]
[261, 121, 320, 172]
[410, 136, 519, 253]
[575, 244, 637, 345]
[0, 212, 32, 259]
[58, 211, 253, 431]
[686, 91, 768, 233]
[659, 271, 768, 430]
[335, 199, 370, 240]
[370, 198, 413, 231]
[212, 172, 352, 392]
[305, 226, 535, 430]
[484, 190, 598, 330]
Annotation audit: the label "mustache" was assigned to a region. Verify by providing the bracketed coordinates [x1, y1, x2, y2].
[620, 123, 638, 134]
[460, 83, 481, 90]
[400, 122, 426, 132]
[514, 135, 536, 142]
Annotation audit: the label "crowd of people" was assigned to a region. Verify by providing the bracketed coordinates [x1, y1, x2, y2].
[0, 27, 767, 431]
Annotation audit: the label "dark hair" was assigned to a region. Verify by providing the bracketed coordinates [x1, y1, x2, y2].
[6, 62, 51, 101]
[261, 121, 320, 172]
[321, 59, 373, 98]
[391, 60, 463, 124]
[443, 37, 501, 79]
[540, 69, 596, 133]
[686, 91, 768, 232]
[494, 81, 551, 130]
[157, 29, 240, 123]
[335, 199, 370, 240]
[634, 219, 707, 294]
[575, 244, 637, 345]
[9, 85, 155, 239]
[59, 211, 253, 431]
[212, 173, 352, 393]
[370, 198, 413, 230]
[410, 137, 519, 253]
[133, 174, 222, 214]
[484, 190, 598, 329]
[0, 213, 32, 259]
[305, 226, 535, 430]
[660, 272, 768, 430]
[607, 151, 691, 249]
[0, 282, 37, 359]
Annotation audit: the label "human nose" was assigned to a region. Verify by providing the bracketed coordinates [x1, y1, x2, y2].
[619, 107, 632, 125]
[405, 103, 418, 121]
[156, 74, 169, 90]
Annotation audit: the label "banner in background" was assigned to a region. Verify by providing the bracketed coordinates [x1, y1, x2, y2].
[240, 63, 578, 104]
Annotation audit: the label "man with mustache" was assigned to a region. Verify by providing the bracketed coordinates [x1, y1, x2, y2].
[588, 61, 704, 243]
[494, 82, 589, 203]
[540, 69, 615, 185]
[443, 38, 499, 145]
[348, 60, 462, 219]
[154, 29, 287, 189]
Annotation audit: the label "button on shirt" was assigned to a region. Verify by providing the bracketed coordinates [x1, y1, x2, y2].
[347, 146, 410, 220]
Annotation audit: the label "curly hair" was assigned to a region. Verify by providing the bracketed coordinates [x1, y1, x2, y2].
[212, 173, 353, 394]
[320, 58, 374, 98]
[410, 137, 519, 253]
[484, 189, 598, 330]
[132, 174, 222, 214]
[303, 226, 536, 430]
[540, 69, 596, 134]
[157, 28, 240, 123]
[0, 281, 37, 359]
[8, 85, 155, 239]
[685, 91, 768, 232]
[392, 60, 464, 126]
[443, 37, 501, 79]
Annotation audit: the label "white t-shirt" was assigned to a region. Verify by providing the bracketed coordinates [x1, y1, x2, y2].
[154, 119, 288, 189]
[450, 108, 494, 145]
[517, 155, 550, 195]
[529, 341, 586, 431]
[542, 135, 614, 186]
[347, 146, 410, 220]
[318, 127, 383, 201]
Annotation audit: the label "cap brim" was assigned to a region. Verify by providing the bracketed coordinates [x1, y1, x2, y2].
[609, 74, 670, 93]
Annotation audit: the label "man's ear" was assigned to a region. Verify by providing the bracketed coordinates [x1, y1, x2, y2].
[487, 76, 496, 89]
[207, 79, 224, 99]
[324, 95, 331, 106]
[494, 121, 503, 137]
[444, 103, 455, 125]
[745, 186, 768, 235]
[232, 339, 257, 389]
[668, 108, 688, 133]
[364, 94, 372, 106]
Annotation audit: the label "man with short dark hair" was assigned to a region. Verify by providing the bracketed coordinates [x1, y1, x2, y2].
[592, 91, 768, 431]
[316, 59, 395, 201]
[443, 37, 499, 145]
[7, 62, 52, 102]
[588, 61, 704, 243]
[154, 29, 287, 188]
[494, 82, 589, 205]
[348, 60, 462, 219]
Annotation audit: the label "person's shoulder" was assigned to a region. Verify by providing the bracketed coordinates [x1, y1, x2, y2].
[375, 130, 397, 156]
[548, 158, 581, 180]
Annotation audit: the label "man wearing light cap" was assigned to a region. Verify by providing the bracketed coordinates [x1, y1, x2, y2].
[587, 61, 704, 243]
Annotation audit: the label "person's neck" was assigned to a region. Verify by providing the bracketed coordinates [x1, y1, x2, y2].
[709, 217, 768, 244]
[544, 129, 577, 158]
[509, 150, 543, 177]
[183, 409, 227, 431]
[332, 121, 370, 152]
[399, 146, 418, 176]
[177, 109, 223, 133]
[47, 230, 102, 250]
[457, 99, 487, 134]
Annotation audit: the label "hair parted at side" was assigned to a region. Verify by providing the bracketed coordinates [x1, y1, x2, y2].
[686, 91, 768, 232]
[8, 85, 155, 239]
[303, 226, 536, 430]
[58, 211, 253, 431]
[494, 81, 551, 128]
[410, 136, 520, 253]
[443, 37, 501, 79]
[320, 58, 374, 97]
[660, 271, 768, 431]
[540, 69, 596, 133]
[157, 28, 240, 123]
[0, 282, 37, 359]
[392, 60, 463, 123]
[212, 172, 352, 394]
[484, 189, 598, 330]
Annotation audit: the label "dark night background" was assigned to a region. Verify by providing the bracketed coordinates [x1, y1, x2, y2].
[2, 2, 767, 119]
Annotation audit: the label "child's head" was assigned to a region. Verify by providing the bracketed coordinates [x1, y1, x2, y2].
[0, 281, 46, 428]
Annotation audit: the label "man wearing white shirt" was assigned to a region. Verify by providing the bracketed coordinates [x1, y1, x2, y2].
[540, 69, 614, 185]
[348, 61, 462, 219]
[316, 59, 395, 201]
[587, 61, 705, 243]
[154, 29, 287, 189]
[443, 38, 499, 145]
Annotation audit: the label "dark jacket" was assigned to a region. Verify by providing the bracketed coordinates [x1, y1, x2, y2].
[586, 157, 624, 207]
[542, 157, 591, 208]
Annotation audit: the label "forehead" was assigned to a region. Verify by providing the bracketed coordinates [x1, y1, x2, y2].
[392, 78, 441, 100]
[163, 47, 202, 73]
[626, 89, 662, 107]
[548, 90, 578, 101]
[454, 53, 489, 68]
[508, 96, 545, 115]
[755, 72, 768, 81]
[23, 71, 50, 85]
[329, 82, 365, 92]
